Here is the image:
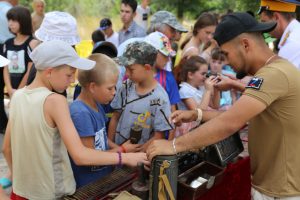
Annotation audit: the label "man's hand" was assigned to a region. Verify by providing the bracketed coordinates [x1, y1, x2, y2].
[214, 75, 237, 91]
[146, 139, 174, 161]
[169, 110, 198, 126]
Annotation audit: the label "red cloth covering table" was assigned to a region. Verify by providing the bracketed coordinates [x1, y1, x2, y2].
[197, 156, 251, 200]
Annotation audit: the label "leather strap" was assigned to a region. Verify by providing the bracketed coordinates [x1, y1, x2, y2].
[158, 160, 175, 200]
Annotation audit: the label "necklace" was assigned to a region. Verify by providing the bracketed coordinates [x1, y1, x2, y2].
[264, 54, 277, 66]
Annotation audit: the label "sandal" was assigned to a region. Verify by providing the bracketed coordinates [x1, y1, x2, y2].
[0, 177, 12, 189]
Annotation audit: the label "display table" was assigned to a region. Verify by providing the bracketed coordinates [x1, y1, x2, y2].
[197, 156, 251, 200]
[65, 156, 251, 200]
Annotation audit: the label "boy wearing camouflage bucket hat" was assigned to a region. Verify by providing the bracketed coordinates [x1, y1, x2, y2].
[109, 41, 173, 151]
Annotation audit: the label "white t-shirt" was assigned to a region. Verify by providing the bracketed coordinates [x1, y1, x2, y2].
[177, 82, 205, 110]
[134, 5, 150, 31]
[278, 19, 300, 70]
[105, 32, 119, 48]
[164, 58, 173, 72]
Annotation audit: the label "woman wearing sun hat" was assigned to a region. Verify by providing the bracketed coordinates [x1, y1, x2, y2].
[27, 11, 81, 85]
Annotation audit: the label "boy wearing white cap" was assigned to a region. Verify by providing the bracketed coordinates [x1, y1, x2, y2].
[2, 40, 148, 199]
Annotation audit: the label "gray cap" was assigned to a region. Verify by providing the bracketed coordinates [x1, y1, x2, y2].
[150, 11, 188, 33]
[114, 41, 157, 67]
[30, 40, 95, 70]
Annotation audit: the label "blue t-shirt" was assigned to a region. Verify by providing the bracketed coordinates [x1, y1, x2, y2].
[155, 68, 180, 105]
[69, 100, 112, 188]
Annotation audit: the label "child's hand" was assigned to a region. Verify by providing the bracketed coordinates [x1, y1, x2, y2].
[169, 110, 198, 126]
[122, 140, 142, 152]
[205, 76, 220, 92]
[123, 152, 150, 167]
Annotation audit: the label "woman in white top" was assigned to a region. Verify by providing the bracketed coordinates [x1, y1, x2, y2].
[181, 12, 218, 59]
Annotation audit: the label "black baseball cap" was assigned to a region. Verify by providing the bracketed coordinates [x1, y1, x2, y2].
[214, 12, 277, 46]
[99, 18, 112, 30]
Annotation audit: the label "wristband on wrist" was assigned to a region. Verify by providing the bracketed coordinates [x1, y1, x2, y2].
[196, 108, 203, 122]
[120, 145, 126, 153]
[117, 151, 122, 166]
[172, 138, 180, 156]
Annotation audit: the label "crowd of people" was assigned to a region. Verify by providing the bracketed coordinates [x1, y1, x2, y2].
[0, 0, 300, 199]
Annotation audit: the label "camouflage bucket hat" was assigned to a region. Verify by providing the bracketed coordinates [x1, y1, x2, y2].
[114, 41, 158, 67]
[150, 11, 188, 33]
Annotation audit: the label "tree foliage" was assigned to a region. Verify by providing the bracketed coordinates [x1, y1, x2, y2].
[20, 0, 117, 17]
[151, 0, 260, 19]
[20, 0, 260, 19]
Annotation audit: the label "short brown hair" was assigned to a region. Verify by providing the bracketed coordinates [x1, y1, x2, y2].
[78, 53, 119, 88]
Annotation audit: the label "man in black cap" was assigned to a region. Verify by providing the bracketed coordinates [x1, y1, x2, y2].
[147, 12, 300, 199]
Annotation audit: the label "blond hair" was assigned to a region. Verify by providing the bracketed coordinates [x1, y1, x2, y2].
[32, 0, 46, 6]
[78, 53, 119, 88]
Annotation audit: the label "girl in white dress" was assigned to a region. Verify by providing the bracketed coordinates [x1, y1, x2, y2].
[176, 56, 220, 136]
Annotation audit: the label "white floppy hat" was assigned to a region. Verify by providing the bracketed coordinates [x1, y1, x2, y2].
[0, 55, 10, 67]
[35, 11, 80, 45]
[30, 40, 95, 70]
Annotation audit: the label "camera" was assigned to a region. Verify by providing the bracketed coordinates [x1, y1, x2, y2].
[206, 71, 218, 78]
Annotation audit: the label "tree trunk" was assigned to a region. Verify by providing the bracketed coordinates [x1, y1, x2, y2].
[177, 0, 184, 20]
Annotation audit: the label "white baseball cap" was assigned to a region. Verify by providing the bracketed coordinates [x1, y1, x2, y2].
[35, 11, 80, 45]
[0, 55, 10, 67]
[144, 31, 176, 57]
[30, 40, 95, 70]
